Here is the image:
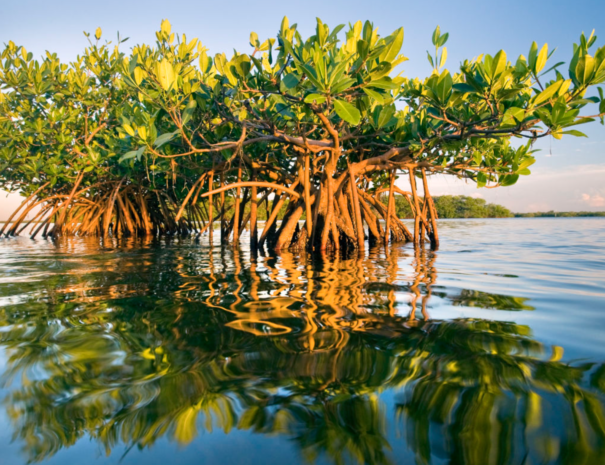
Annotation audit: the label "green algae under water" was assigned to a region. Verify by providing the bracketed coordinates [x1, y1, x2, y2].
[0, 218, 604, 465]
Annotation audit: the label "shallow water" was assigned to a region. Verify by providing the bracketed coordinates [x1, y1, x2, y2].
[0, 218, 604, 465]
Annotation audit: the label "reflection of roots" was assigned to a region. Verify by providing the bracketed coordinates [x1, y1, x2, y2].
[4, 236, 604, 465]
[216, 245, 437, 345]
[225, 319, 292, 336]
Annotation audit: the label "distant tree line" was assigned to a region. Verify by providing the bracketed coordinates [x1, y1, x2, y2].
[385, 195, 514, 219]
[515, 211, 605, 217]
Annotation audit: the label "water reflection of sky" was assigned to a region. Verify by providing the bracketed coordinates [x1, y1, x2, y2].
[0, 218, 604, 464]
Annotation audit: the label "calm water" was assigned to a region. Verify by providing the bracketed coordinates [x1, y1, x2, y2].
[0, 218, 604, 465]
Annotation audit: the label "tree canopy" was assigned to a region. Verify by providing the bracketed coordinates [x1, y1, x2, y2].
[1, 18, 604, 251]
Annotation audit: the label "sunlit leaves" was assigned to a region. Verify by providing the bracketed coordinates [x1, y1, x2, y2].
[160, 19, 171, 36]
[380, 27, 404, 63]
[304, 93, 326, 104]
[156, 58, 175, 91]
[333, 99, 361, 125]
[576, 55, 595, 85]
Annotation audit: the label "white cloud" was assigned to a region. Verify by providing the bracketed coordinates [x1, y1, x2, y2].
[395, 163, 605, 213]
[582, 193, 605, 208]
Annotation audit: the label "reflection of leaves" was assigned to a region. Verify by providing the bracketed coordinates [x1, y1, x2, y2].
[0, 239, 603, 464]
[449, 289, 535, 311]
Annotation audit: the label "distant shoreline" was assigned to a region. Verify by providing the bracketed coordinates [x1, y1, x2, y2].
[513, 212, 605, 218]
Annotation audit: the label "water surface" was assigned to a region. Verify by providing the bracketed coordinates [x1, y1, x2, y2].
[0, 218, 604, 465]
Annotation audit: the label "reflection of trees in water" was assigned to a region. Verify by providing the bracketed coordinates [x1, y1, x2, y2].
[0, 237, 603, 464]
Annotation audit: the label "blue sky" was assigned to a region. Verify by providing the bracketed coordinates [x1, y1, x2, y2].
[1, 0, 605, 215]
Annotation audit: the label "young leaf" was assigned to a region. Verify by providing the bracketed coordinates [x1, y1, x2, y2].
[134, 67, 145, 85]
[438, 32, 449, 47]
[432, 26, 441, 46]
[528, 42, 538, 70]
[250, 32, 259, 48]
[156, 58, 175, 91]
[160, 19, 171, 35]
[439, 47, 448, 69]
[535, 44, 548, 74]
[562, 129, 588, 137]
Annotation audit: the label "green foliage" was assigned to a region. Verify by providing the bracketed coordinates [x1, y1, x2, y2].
[0, 18, 603, 240]
[386, 195, 514, 218]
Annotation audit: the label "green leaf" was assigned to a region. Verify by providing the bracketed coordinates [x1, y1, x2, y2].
[476, 172, 487, 188]
[500, 174, 519, 186]
[304, 93, 326, 104]
[250, 32, 259, 48]
[367, 77, 399, 90]
[562, 129, 588, 137]
[540, 61, 565, 77]
[330, 77, 355, 94]
[501, 107, 525, 126]
[281, 73, 300, 89]
[333, 99, 361, 125]
[123, 124, 135, 137]
[356, 39, 369, 60]
[301, 64, 324, 91]
[376, 105, 395, 128]
[160, 19, 171, 35]
[439, 47, 448, 69]
[381, 28, 404, 63]
[280, 16, 289, 37]
[517, 157, 535, 171]
[532, 81, 561, 106]
[134, 67, 145, 85]
[119, 151, 138, 163]
[154, 131, 178, 147]
[528, 42, 538, 70]
[453, 83, 476, 94]
[576, 55, 595, 85]
[182, 99, 197, 125]
[135, 146, 145, 161]
[427, 51, 434, 68]
[435, 70, 453, 104]
[492, 50, 507, 79]
[535, 44, 548, 74]
[156, 58, 175, 91]
[199, 51, 211, 73]
[432, 26, 441, 46]
[369, 62, 392, 80]
[362, 87, 385, 103]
